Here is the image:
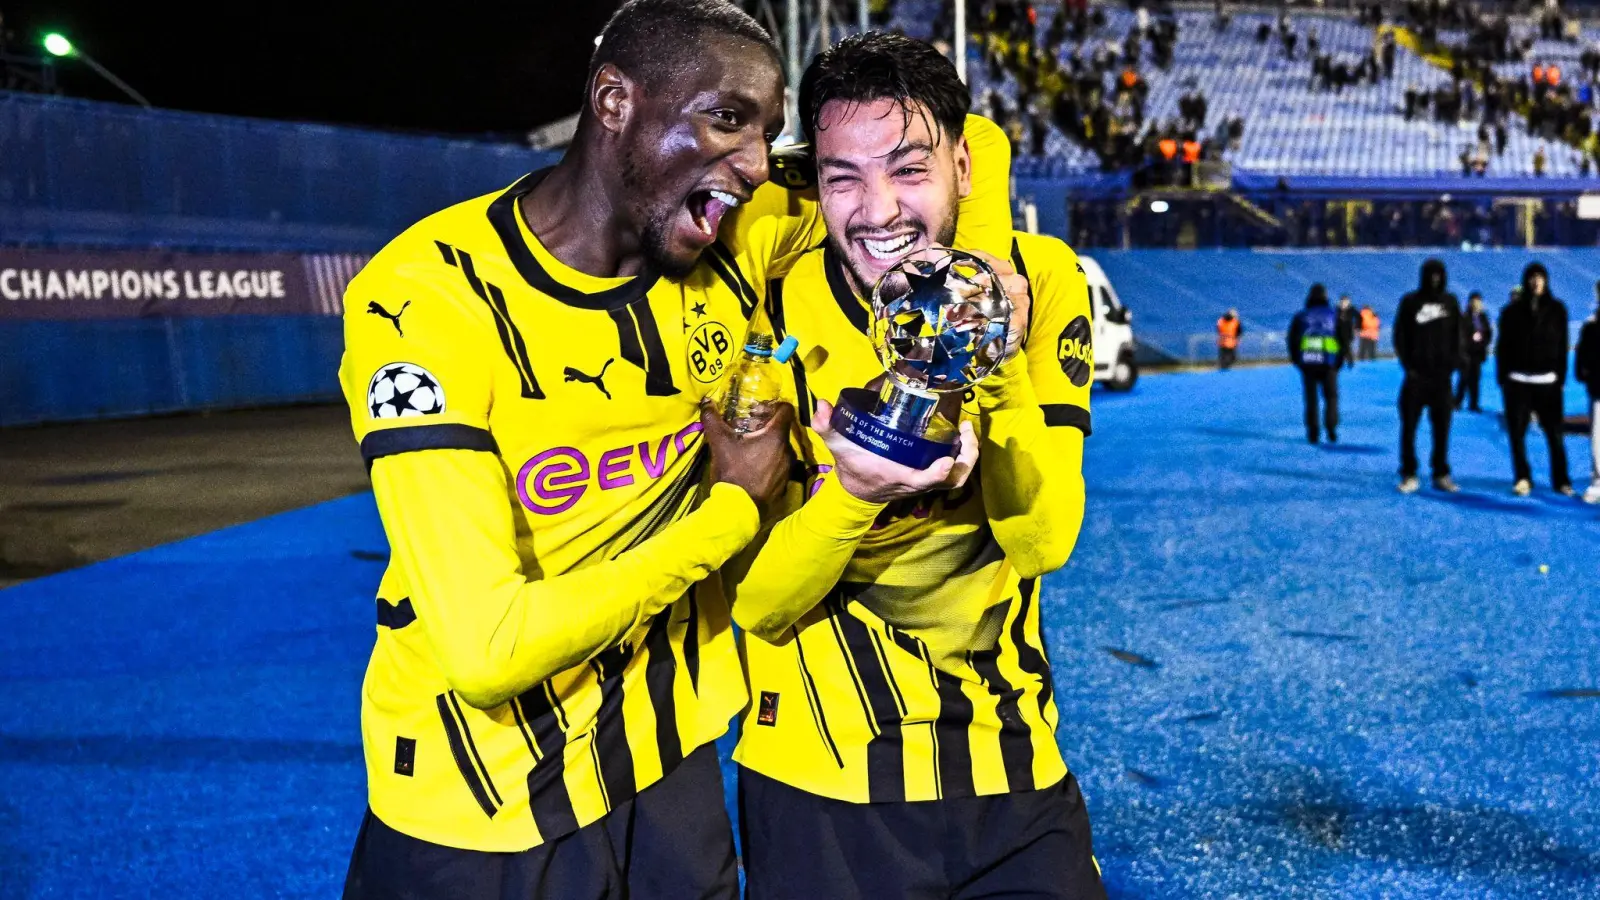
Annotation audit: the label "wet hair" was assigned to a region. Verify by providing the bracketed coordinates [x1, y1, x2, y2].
[799, 31, 971, 145]
[589, 0, 777, 94]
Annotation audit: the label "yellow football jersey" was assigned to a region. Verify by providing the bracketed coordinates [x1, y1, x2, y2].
[732, 231, 1093, 804]
[339, 117, 1015, 852]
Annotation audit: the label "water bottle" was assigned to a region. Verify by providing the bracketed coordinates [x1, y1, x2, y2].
[720, 329, 799, 433]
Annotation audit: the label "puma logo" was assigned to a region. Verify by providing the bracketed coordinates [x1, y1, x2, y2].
[367, 300, 411, 336]
[564, 358, 615, 400]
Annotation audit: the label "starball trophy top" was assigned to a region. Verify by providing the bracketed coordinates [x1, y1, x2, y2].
[830, 248, 1012, 468]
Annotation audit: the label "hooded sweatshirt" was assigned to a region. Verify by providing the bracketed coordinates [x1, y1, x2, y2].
[1394, 258, 1462, 377]
[1496, 262, 1568, 386]
[1288, 284, 1342, 368]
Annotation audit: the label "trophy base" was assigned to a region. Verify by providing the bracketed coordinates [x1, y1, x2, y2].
[831, 387, 957, 470]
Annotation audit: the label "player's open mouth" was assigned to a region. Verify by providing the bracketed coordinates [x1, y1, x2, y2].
[860, 232, 919, 261]
[688, 189, 743, 240]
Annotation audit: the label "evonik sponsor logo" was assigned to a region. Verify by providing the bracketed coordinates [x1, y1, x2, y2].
[516, 420, 704, 515]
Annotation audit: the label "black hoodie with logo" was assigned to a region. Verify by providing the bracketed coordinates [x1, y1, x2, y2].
[1394, 258, 1462, 377]
[1496, 262, 1568, 387]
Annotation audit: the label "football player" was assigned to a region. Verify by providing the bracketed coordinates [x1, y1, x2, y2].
[727, 32, 1105, 900]
[337, 2, 1016, 897]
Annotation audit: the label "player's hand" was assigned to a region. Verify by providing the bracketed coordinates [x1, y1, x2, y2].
[812, 398, 978, 504]
[701, 400, 795, 514]
[964, 249, 1031, 363]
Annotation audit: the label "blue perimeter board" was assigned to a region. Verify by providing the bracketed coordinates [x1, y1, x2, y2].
[2, 361, 1598, 898]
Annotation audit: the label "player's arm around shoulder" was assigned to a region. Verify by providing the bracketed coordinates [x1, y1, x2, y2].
[973, 232, 1090, 580]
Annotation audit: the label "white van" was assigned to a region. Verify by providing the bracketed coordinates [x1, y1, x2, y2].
[1078, 255, 1137, 391]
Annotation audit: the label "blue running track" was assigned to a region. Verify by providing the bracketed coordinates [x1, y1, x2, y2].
[2, 360, 1597, 898]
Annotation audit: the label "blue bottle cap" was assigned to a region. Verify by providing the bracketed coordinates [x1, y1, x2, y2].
[773, 334, 799, 364]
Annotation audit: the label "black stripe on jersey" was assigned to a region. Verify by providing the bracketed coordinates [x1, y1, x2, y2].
[1011, 578, 1057, 722]
[867, 630, 909, 718]
[607, 301, 681, 397]
[792, 628, 845, 769]
[931, 668, 977, 800]
[684, 592, 701, 691]
[642, 612, 686, 772]
[823, 245, 871, 336]
[487, 170, 660, 310]
[706, 242, 759, 321]
[970, 634, 1037, 793]
[515, 683, 581, 839]
[1010, 238, 1037, 338]
[829, 600, 907, 802]
[376, 597, 416, 630]
[590, 645, 638, 810]
[435, 693, 499, 818]
[1042, 404, 1093, 436]
[767, 277, 815, 418]
[361, 424, 497, 464]
[437, 243, 546, 400]
[449, 693, 504, 807]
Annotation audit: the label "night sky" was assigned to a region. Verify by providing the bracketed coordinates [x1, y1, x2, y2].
[2, 0, 625, 138]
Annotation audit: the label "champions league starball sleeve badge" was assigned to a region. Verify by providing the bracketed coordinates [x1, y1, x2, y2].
[830, 248, 1012, 469]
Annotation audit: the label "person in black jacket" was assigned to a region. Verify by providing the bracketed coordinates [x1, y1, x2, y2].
[1455, 291, 1493, 412]
[1497, 262, 1573, 497]
[1394, 258, 1462, 494]
[1576, 282, 1600, 503]
[1335, 294, 1358, 370]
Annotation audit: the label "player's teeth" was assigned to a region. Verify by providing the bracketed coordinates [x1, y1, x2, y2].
[863, 234, 915, 259]
[709, 190, 741, 208]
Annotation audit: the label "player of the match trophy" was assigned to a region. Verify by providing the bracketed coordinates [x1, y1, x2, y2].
[830, 248, 1012, 469]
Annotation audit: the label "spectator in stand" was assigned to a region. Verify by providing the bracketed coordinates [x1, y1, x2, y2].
[1395, 259, 1462, 495]
[1574, 282, 1600, 503]
[1534, 145, 1549, 176]
[1456, 292, 1492, 412]
[1497, 264, 1573, 497]
[1289, 284, 1344, 444]
[1217, 309, 1242, 370]
[1336, 295, 1359, 369]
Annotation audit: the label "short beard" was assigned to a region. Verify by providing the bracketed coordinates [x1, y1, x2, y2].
[623, 146, 697, 279]
[838, 202, 959, 298]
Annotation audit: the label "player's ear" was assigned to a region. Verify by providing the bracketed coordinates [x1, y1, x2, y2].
[591, 63, 636, 135]
[953, 133, 973, 200]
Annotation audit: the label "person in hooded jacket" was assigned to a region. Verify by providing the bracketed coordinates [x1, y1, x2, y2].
[1335, 294, 1358, 370]
[1574, 280, 1600, 503]
[1394, 258, 1462, 494]
[1455, 291, 1493, 412]
[1497, 262, 1573, 497]
[1288, 284, 1345, 443]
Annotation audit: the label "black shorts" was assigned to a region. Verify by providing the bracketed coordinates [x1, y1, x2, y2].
[739, 767, 1107, 900]
[343, 742, 737, 900]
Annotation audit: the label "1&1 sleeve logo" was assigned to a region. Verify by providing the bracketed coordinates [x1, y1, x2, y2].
[368, 362, 446, 418]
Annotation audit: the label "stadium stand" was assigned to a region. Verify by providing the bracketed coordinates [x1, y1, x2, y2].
[943, 2, 1598, 178]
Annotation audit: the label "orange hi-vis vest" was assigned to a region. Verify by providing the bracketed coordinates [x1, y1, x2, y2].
[1533, 64, 1548, 84]
[1549, 64, 1563, 86]
[1158, 138, 1178, 160]
[1217, 316, 1240, 349]
[1359, 309, 1380, 340]
[1182, 140, 1201, 163]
